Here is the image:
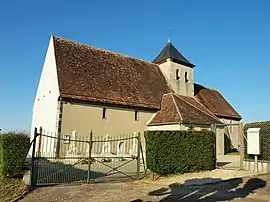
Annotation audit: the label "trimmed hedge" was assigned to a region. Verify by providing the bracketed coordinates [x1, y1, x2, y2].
[244, 121, 270, 161]
[145, 130, 216, 175]
[0, 132, 30, 177]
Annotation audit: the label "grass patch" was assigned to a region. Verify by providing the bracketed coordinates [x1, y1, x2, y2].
[0, 176, 27, 202]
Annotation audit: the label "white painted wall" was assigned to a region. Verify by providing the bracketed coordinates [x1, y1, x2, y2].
[148, 124, 181, 131]
[158, 59, 194, 97]
[30, 36, 60, 155]
[147, 124, 210, 131]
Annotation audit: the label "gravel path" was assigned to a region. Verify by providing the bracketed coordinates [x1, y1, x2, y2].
[22, 171, 270, 202]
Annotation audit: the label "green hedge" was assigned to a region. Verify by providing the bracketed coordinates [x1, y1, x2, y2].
[145, 130, 216, 175]
[244, 121, 270, 161]
[0, 132, 30, 177]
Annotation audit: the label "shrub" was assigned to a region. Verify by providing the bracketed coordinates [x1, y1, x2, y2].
[0, 132, 30, 177]
[187, 123, 195, 131]
[145, 130, 216, 175]
[244, 121, 270, 161]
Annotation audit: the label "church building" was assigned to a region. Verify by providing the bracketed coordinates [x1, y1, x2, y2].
[31, 36, 242, 155]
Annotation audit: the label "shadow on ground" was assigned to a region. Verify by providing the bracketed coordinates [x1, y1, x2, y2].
[216, 162, 231, 167]
[131, 177, 266, 202]
[31, 158, 140, 186]
[35, 161, 103, 185]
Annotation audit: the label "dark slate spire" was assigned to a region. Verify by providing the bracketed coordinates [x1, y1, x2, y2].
[152, 42, 195, 68]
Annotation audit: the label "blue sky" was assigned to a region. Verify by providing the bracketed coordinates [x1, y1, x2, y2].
[0, 1, 269, 132]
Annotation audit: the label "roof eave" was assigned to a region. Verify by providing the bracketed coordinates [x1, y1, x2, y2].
[60, 93, 160, 111]
[215, 113, 242, 121]
[147, 122, 180, 126]
[153, 57, 195, 68]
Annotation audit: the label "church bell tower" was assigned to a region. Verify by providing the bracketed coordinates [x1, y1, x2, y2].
[153, 40, 195, 97]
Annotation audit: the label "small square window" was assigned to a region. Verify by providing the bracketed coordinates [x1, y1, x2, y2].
[102, 107, 107, 119]
[135, 110, 139, 121]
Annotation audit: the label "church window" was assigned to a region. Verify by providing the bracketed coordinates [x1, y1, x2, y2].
[185, 72, 189, 82]
[176, 69, 180, 80]
[102, 107, 107, 119]
[135, 110, 139, 121]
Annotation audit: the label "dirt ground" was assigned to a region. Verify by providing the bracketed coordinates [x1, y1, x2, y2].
[0, 177, 26, 202]
[22, 153, 268, 201]
[22, 174, 270, 202]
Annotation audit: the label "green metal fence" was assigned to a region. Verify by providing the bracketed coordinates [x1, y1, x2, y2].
[30, 128, 145, 187]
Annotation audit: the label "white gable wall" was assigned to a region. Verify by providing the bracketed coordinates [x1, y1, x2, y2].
[31, 36, 60, 144]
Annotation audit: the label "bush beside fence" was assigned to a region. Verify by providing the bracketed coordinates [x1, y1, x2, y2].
[145, 130, 216, 175]
[244, 121, 270, 161]
[0, 133, 30, 177]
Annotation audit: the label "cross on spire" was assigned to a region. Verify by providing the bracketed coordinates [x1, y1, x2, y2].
[168, 28, 172, 43]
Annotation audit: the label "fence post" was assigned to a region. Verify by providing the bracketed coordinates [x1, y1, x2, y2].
[30, 128, 38, 188]
[136, 132, 141, 180]
[87, 130, 93, 183]
[140, 143, 146, 173]
[211, 124, 217, 168]
[239, 123, 244, 170]
[37, 127, 43, 157]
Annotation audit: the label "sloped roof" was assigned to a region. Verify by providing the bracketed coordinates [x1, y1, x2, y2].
[53, 36, 171, 109]
[152, 42, 194, 67]
[194, 84, 242, 120]
[51, 36, 240, 120]
[148, 93, 222, 126]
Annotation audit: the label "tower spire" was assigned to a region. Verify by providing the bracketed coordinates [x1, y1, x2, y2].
[168, 28, 172, 43]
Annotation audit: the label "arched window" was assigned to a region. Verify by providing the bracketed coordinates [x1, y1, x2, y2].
[185, 72, 189, 82]
[176, 69, 180, 80]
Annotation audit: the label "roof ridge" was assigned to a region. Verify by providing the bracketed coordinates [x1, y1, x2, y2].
[176, 95, 221, 122]
[171, 93, 183, 122]
[52, 35, 156, 67]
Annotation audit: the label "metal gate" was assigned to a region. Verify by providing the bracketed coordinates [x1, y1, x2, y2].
[30, 128, 145, 187]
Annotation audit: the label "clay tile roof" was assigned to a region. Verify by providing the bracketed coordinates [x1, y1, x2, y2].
[147, 93, 181, 125]
[194, 83, 242, 120]
[53, 36, 171, 109]
[148, 93, 222, 126]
